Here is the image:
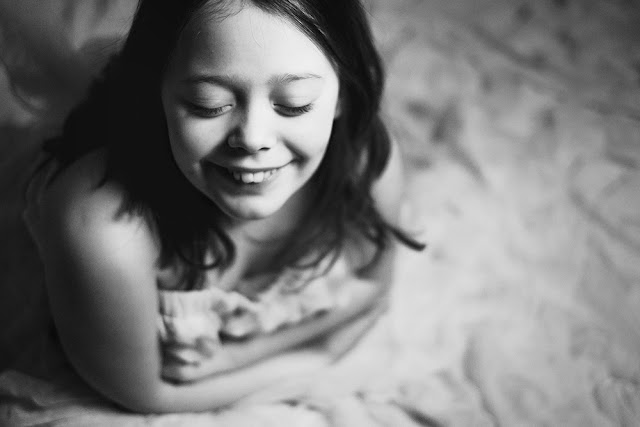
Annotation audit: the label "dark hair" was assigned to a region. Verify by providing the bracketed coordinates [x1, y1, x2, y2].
[44, 0, 424, 289]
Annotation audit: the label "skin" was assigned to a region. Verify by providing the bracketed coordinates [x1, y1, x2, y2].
[162, 4, 341, 241]
[31, 1, 407, 414]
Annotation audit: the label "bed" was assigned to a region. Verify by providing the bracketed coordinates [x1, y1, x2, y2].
[1, 0, 639, 425]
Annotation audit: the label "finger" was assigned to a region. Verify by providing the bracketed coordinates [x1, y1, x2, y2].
[195, 337, 219, 358]
[162, 362, 200, 382]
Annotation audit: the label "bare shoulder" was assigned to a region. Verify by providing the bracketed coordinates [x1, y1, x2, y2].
[371, 136, 405, 227]
[40, 148, 158, 261]
[344, 138, 406, 271]
[42, 149, 138, 228]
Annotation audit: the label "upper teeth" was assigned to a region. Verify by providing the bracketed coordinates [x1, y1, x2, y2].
[229, 168, 280, 183]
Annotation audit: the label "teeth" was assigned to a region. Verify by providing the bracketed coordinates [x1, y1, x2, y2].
[227, 167, 282, 184]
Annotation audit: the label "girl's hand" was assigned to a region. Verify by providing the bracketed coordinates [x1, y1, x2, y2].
[162, 343, 236, 383]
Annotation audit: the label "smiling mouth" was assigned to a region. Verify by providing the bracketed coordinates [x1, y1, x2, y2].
[222, 165, 287, 184]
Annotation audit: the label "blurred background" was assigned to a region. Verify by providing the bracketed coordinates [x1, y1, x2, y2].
[1, 0, 640, 424]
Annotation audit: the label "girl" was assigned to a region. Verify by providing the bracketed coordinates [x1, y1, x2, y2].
[15, 0, 423, 415]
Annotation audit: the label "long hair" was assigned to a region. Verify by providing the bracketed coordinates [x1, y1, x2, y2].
[44, 0, 424, 289]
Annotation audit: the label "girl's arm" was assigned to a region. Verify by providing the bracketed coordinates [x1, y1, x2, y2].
[36, 151, 307, 412]
[35, 150, 388, 413]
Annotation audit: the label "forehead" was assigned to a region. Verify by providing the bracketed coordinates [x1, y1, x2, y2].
[168, 2, 335, 81]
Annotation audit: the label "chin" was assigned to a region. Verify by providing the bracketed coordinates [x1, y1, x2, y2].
[217, 199, 284, 222]
[230, 209, 274, 221]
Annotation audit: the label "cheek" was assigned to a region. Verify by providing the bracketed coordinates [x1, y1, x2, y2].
[310, 114, 336, 154]
[166, 114, 222, 161]
[292, 105, 337, 156]
[166, 123, 212, 184]
[286, 122, 331, 163]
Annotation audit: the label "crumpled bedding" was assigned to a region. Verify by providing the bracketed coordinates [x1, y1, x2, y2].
[1, 0, 640, 425]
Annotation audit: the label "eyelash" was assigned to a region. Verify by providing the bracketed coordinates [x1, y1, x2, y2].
[187, 104, 230, 118]
[277, 104, 314, 116]
[186, 103, 314, 118]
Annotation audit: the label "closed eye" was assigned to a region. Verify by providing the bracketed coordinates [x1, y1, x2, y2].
[275, 103, 314, 117]
[186, 103, 233, 118]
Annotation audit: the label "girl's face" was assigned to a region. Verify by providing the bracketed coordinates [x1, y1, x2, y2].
[161, 2, 341, 222]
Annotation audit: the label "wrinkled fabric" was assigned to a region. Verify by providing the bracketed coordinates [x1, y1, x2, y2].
[157, 259, 350, 366]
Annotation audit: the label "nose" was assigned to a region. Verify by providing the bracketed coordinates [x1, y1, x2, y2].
[227, 101, 276, 153]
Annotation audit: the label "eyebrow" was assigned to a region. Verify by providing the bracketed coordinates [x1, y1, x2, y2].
[182, 73, 323, 87]
[268, 73, 323, 85]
